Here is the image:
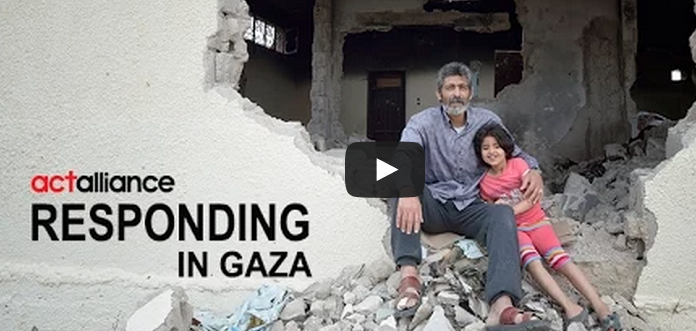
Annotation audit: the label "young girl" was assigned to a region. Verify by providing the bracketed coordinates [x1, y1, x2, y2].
[473, 123, 621, 331]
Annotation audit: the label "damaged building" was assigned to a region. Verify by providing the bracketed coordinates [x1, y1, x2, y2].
[237, 0, 695, 164]
[2, 0, 696, 330]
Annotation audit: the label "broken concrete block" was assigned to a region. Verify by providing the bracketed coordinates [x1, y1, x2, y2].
[352, 285, 371, 302]
[280, 298, 306, 321]
[408, 299, 433, 330]
[343, 291, 357, 305]
[341, 304, 354, 320]
[622, 210, 645, 240]
[613, 234, 628, 251]
[463, 321, 486, 331]
[436, 291, 460, 306]
[365, 258, 395, 284]
[541, 194, 567, 218]
[304, 316, 323, 331]
[612, 292, 639, 316]
[125, 288, 193, 331]
[453, 305, 479, 327]
[379, 316, 397, 331]
[310, 300, 329, 319]
[422, 306, 455, 331]
[270, 320, 285, 331]
[550, 217, 578, 246]
[562, 175, 602, 222]
[604, 143, 628, 161]
[286, 321, 301, 331]
[354, 295, 383, 314]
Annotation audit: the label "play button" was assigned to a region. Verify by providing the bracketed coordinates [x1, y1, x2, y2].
[376, 159, 398, 181]
[344, 142, 424, 198]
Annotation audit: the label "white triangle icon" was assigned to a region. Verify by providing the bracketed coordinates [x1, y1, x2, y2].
[376, 159, 398, 181]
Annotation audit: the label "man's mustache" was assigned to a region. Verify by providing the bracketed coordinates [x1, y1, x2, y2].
[448, 97, 467, 105]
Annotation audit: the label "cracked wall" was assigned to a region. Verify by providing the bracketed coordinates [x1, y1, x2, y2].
[323, 0, 636, 165]
[0, 0, 390, 329]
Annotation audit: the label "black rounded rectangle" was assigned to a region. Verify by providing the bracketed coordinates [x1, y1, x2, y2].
[345, 142, 424, 198]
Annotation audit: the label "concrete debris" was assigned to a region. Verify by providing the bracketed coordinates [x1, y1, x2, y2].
[126, 288, 193, 331]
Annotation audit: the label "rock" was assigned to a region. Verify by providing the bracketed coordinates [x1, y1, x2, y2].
[604, 143, 628, 161]
[374, 308, 394, 323]
[353, 324, 365, 331]
[346, 313, 367, 324]
[436, 291, 460, 306]
[353, 276, 374, 289]
[304, 316, 323, 331]
[645, 137, 666, 160]
[611, 293, 639, 316]
[379, 316, 397, 331]
[286, 321, 301, 331]
[453, 305, 479, 327]
[344, 292, 357, 305]
[326, 296, 345, 321]
[550, 217, 578, 246]
[353, 285, 371, 302]
[562, 173, 601, 222]
[354, 295, 383, 314]
[363, 320, 378, 331]
[341, 304, 354, 320]
[281, 299, 307, 321]
[386, 272, 401, 297]
[304, 280, 333, 300]
[319, 323, 342, 331]
[422, 306, 455, 331]
[613, 234, 628, 251]
[541, 194, 567, 218]
[408, 300, 433, 330]
[126, 288, 193, 331]
[545, 308, 563, 331]
[623, 210, 646, 240]
[463, 321, 486, 331]
[270, 320, 285, 331]
[366, 259, 396, 284]
[310, 300, 328, 319]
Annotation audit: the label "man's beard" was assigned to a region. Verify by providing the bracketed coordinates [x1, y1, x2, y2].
[443, 97, 469, 116]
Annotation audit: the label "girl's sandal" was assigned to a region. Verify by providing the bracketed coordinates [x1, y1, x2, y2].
[600, 312, 622, 331]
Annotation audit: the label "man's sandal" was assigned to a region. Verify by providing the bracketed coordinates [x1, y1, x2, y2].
[393, 275, 422, 318]
[486, 306, 551, 331]
[599, 312, 622, 331]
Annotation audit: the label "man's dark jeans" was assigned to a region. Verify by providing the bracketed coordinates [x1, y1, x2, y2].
[390, 187, 522, 304]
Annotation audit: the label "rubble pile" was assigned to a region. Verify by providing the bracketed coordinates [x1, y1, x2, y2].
[125, 117, 675, 331]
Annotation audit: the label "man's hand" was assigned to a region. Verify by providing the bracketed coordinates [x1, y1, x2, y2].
[396, 197, 423, 234]
[520, 169, 544, 204]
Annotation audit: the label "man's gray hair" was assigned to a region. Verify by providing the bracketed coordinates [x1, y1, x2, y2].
[436, 62, 473, 92]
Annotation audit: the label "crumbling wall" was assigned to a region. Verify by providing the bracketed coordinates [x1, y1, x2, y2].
[633, 101, 696, 331]
[0, 0, 390, 329]
[482, 0, 634, 165]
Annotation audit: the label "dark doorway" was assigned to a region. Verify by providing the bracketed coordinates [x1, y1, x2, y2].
[368, 71, 406, 141]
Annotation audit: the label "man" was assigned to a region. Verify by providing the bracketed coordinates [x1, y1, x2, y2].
[389, 62, 548, 330]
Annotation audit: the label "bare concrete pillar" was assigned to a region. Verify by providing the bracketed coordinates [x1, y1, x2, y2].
[621, 0, 638, 122]
[308, 0, 347, 150]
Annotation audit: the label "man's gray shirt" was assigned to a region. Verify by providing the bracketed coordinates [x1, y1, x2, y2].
[394, 106, 539, 211]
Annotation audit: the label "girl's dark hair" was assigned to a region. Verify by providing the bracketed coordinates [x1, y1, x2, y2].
[473, 123, 515, 164]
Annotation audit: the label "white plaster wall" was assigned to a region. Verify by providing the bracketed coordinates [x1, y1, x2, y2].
[634, 112, 696, 330]
[0, 0, 389, 330]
